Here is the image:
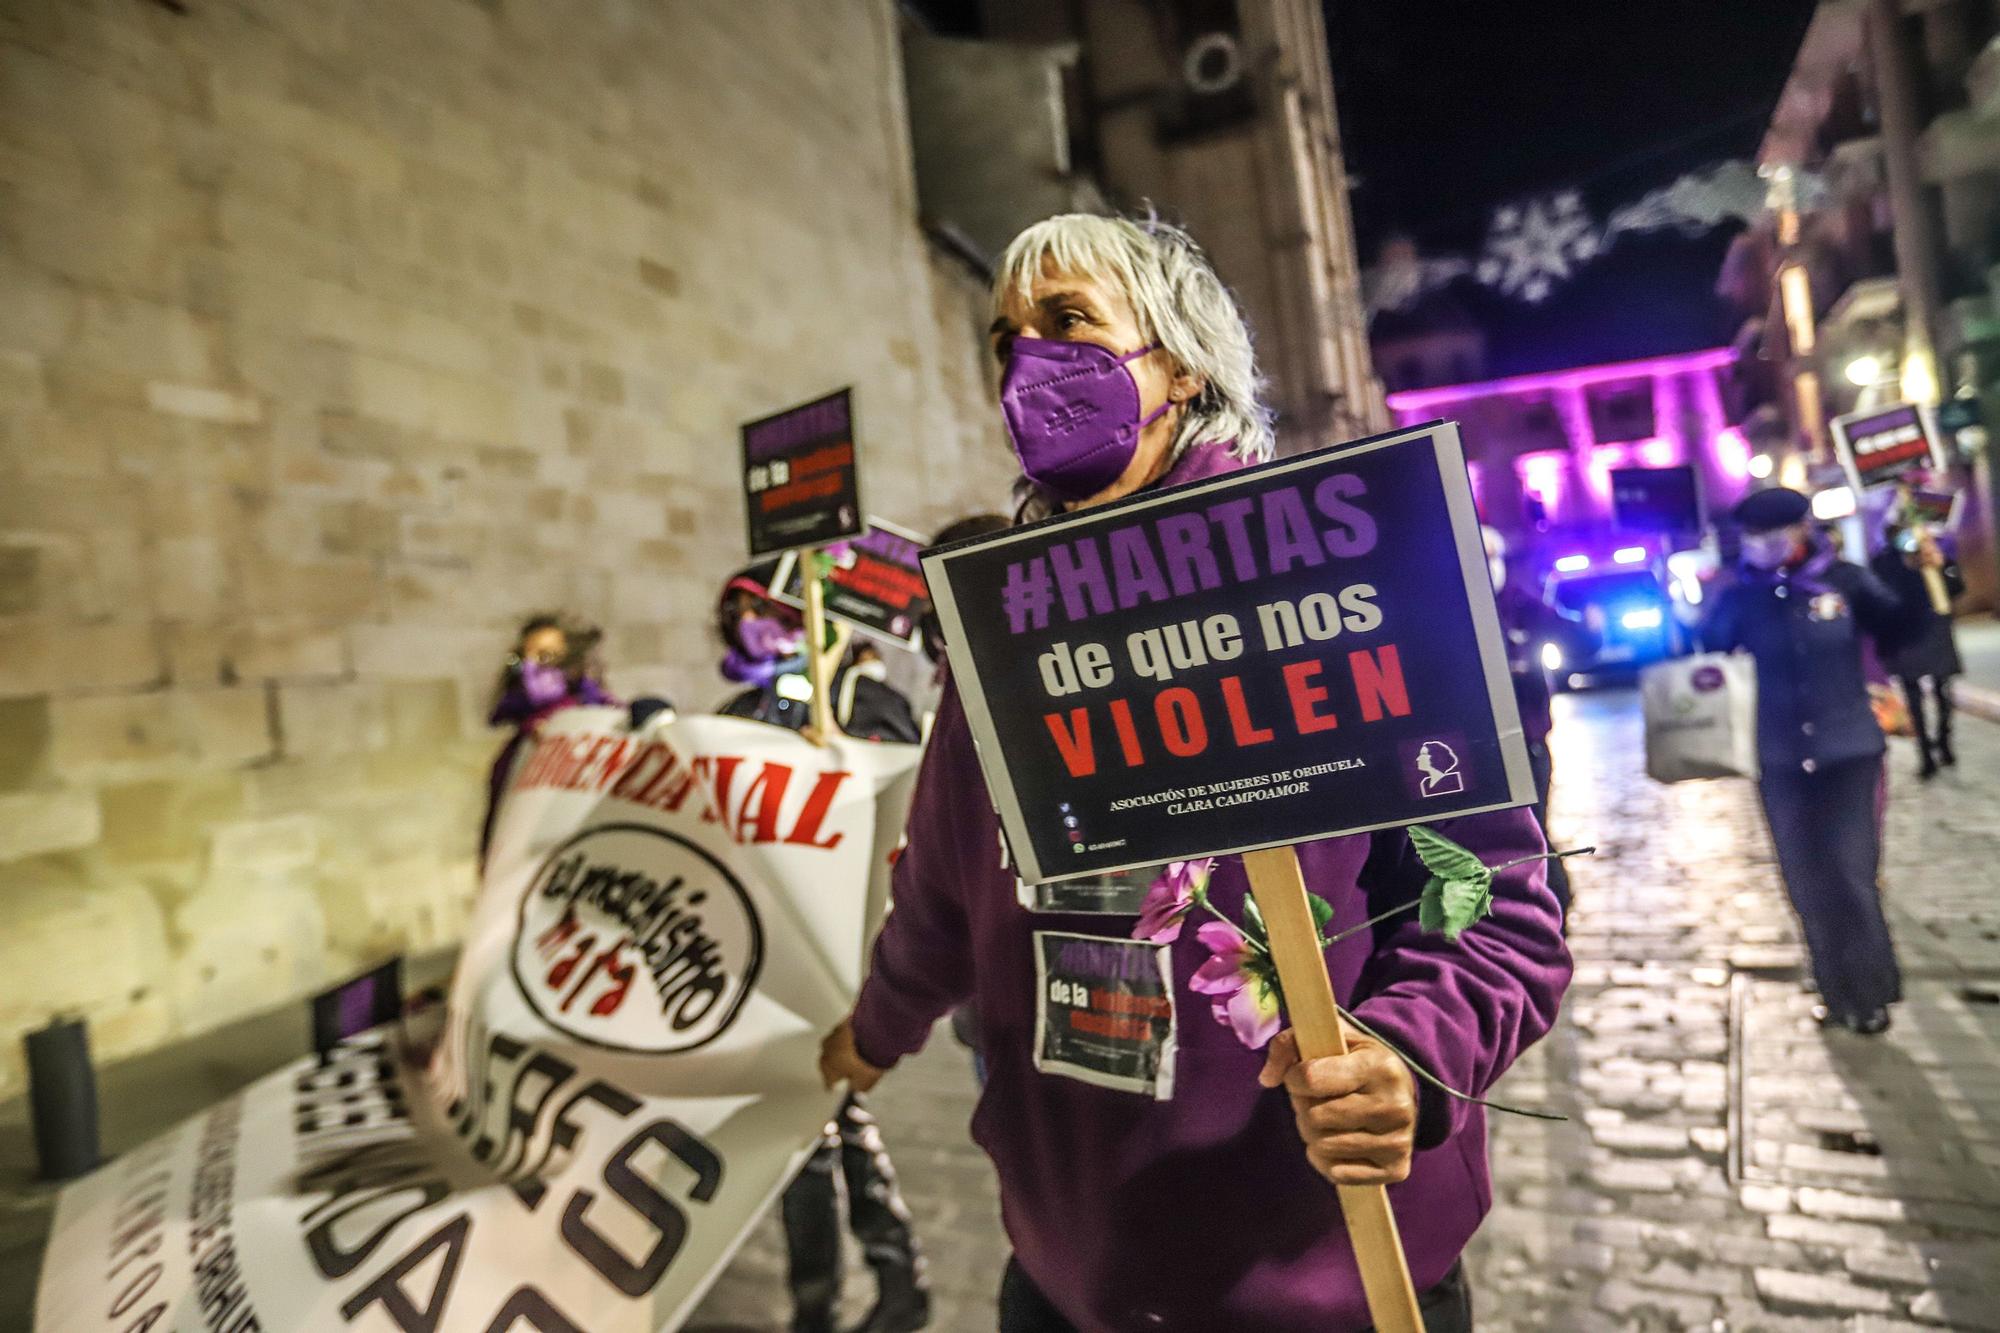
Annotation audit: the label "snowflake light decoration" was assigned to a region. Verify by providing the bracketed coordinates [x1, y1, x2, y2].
[1475, 191, 1601, 303]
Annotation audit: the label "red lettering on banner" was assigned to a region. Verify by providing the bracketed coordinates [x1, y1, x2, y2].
[785, 770, 850, 850]
[1044, 710, 1096, 778]
[1220, 676, 1274, 746]
[705, 755, 743, 825]
[1283, 660, 1341, 734]
[1350, 645, 1410, 721]
[587, 738, 631, 789]
[734, 763, 790, 843]
[609, 743, 667, 800]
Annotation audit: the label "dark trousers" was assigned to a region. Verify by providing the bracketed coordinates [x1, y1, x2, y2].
[1758, 755, 1902, 1020]
[997, 1256, 1473, 1332]
[1526, 739, 1569, 916]
[1897, 673, 1955, 765]
[784, 1093, 925, 1325]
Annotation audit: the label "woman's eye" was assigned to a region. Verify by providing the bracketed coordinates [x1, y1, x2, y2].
[1056, 311, 1085, 331]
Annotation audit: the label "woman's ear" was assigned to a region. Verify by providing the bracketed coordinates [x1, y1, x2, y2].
[1169, 365, 1207, 405]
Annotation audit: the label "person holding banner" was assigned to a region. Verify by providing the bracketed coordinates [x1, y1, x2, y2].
[480, 612, 616, 866]
[1869, 522, 1964, 779]
[1705, 488, 1910, 1034]
[714, 566, 932, 1333]
[821, 214, 1570, 1332]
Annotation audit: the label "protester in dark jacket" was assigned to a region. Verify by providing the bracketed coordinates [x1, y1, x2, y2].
[1705, 488, 1912, 1034]
[480, 614, 616, 867]
[821, 213, 1569, 1332]
[716, 566, 929, 1333]
[1486, 525, 1577, 917]
[1870, 523, 1965, 778]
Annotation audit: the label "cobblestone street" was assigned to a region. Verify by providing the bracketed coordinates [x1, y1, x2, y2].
[689, 690, 2000, 1332]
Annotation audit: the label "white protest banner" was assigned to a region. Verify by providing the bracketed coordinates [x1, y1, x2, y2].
[35, 709, 918, 1333]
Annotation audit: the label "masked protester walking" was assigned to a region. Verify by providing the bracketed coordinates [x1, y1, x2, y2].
[715, 567, 929, 1333]
[819, 214, 1570, 1333]
[1704, 488, 1912, 1034]
[1869, 523, 1965, 779]
[480, 614, 616, 868]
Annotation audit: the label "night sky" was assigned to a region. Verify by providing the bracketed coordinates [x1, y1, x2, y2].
[1327, 0, 1819, 375]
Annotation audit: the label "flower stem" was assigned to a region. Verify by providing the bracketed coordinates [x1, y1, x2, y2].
[1493, 846, 1597, 875]
[1333, 1005, 1567, 1122]
[1321, 899, 1422, 946]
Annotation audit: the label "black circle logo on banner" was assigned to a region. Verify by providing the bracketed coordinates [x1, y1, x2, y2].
[510, 823, 763, 1054]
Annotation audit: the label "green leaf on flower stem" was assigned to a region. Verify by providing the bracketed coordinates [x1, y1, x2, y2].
[1242, 893, 1268, 945]
[1308, 893, 1335, 935]
[1420, 875, 1494, 942]
[1418, 877, 1449, 934]
[1408, 825, 1491, 885]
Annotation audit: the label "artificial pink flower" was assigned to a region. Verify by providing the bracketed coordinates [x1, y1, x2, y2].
[1188, 920, 1281, 1049]
[1131, 858, 1214, 944]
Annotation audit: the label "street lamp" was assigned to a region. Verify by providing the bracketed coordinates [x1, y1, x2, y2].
[1747, 454, 1774, 479]
[1844, 354, 1885, 387]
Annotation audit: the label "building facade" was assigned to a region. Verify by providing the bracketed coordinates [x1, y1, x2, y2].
[0, 0, 1385, 1090]
[911, 0, 1388, 453]
[0, 0, 1024, 1094]
[1733, 0, 2000, 607]
[1387, 348, 1753, 575]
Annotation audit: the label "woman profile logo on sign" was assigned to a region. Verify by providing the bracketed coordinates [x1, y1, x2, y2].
[1416, 740, 1466, 797]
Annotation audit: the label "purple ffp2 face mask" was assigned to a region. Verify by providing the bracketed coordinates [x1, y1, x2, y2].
[1001, 337, 1171, 501]
[520, 659, 568, 707]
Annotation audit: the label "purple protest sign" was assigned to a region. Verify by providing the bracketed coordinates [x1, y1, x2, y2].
[740, 388, 863, 556]
[924, 421, 1534, 884]
[1831, 401, 1944, 493]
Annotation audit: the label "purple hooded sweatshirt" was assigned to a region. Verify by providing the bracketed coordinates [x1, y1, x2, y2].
[850, 442, 1572, 1332]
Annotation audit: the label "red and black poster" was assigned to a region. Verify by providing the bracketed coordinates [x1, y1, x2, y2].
[1832, 401, 1944, 493]
[772, 517, 931, 650]
[924, 422, 1534, 884]
[740, 388, 864, 557]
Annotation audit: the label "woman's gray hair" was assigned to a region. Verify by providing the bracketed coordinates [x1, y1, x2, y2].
[994, 213, 1275, 465]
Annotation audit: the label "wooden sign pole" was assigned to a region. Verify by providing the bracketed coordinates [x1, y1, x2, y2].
[802, 557, 841, 745]
[1242, 845, 1425, 1333]
[1897, 485, 1952, 615]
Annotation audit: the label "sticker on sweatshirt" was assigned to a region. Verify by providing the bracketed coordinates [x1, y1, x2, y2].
[1032, 931, 1177, 1099]
[1017, 863, 1159, 914]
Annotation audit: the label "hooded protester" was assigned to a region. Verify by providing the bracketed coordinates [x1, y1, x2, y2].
[819, 213, 1571, 1332]
[1704, 488, 1914, 1034]
[480, 614, 616, 867]
[1870, 521, 1965, 779]
[718, 562, 921, 744]
[713, 566, 929, 1333]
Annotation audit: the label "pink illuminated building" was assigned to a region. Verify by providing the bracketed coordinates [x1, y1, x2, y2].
[1386, 347, 1751, 567]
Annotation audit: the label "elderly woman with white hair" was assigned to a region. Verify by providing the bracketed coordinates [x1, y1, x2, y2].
[822, 215, 1569, 1332]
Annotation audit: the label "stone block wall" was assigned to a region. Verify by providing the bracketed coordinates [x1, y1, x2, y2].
[0, 0, 1015, 1095]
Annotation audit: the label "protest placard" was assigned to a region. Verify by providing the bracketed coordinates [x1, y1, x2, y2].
[1831, 401, 1944, 493]
[924, 421, 1533, 886]
[771, 517, 931, 651]
[740, 389, 863, 557]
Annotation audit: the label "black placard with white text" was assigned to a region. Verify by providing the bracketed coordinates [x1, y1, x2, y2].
[1832, 401, 1944, 493]
[740, 389, 863, 557]
[771, 516, 931, 650]
[924, 422, 1534, 884]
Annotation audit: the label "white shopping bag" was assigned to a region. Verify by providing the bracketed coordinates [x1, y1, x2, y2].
[1641, 652, 1759, 783]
